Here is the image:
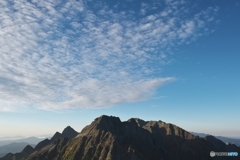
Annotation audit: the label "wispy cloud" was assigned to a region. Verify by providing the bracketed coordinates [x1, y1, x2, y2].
[0, 0, 218, 111]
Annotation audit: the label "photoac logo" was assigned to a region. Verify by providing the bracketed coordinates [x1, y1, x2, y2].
[210, 151, 238, 157]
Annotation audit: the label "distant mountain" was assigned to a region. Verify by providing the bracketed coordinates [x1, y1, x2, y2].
[0, 142, 35, 158]
[20, 115, 240, 160]
[0, 137, 46, 147]
[216, 136, 240, 146]
[0, 126, 78, 160]
[191, 132, 240, 146]
[1, 145, 34, 160]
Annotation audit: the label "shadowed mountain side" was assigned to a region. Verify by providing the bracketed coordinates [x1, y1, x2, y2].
[50, 132, 64, 142]
[22, 115, 240, 160]
[34, 139, 51, 151]
[204, 135, 240, 152]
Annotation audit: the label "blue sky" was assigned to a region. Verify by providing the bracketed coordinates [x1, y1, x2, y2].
[0, 0, 239, 138]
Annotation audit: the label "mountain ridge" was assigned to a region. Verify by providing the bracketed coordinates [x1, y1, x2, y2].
[1, 115, 239, 160]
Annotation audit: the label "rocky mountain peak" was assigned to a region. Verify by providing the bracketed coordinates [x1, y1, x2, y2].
[62, 126, 78, 140]
[96, 115, 121, 124]
[81, 115, 122, 135]
[128, 118, 147, 127]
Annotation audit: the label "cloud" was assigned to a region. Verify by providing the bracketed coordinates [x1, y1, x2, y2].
[0, 0, 218, 111]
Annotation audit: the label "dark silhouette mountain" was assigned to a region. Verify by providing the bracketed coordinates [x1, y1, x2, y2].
[0, 142, 34, 154]
[0, 126, 78, 160]
[50, 126, 78, 142]
[18, 115, 240, 160]
[0, 145, 34, 160]
[62, 126, 78, 139]
[0, 142, 35, 158]
[50, 132, 64, 142]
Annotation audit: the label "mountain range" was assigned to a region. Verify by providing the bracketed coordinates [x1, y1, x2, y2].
[0, 126, 78, 160]
[1, 115, 239, 160]
[191, 132, 240, 146]
[0, 137, 46, 147]
[0, 142, 35, 158]
[0, 137, 47, 158]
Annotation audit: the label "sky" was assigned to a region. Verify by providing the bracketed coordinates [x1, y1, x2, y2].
[0, 0, 239, 138]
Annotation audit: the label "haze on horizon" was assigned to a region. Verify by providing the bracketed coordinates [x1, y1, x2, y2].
[0, 0, 239, 138]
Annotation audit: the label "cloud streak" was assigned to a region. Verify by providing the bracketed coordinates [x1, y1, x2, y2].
[0, 0, 218, 111]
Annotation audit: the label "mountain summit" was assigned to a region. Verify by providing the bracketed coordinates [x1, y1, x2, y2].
[62, 126, 78, 139]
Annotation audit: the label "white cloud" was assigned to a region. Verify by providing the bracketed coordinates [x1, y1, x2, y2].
[0, 0, 218, 111]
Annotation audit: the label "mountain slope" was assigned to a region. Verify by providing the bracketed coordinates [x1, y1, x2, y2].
[25, 138, 69, 160]
[23, 115, 240, 160]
